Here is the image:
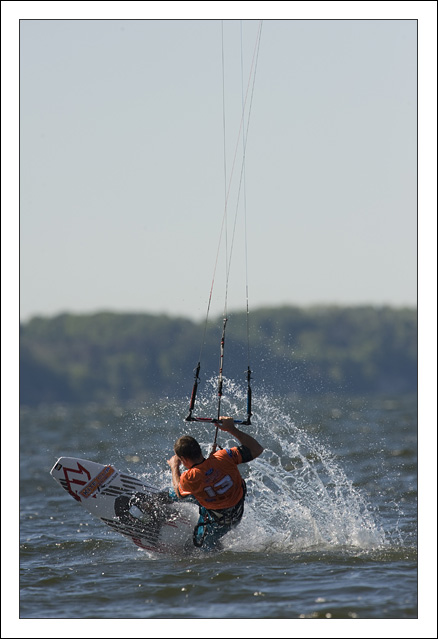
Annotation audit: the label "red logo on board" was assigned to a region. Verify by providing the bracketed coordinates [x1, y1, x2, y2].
[62, 462, 92, 502]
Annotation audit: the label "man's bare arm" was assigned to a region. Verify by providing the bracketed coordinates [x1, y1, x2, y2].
[167, 455, 183, 498]
[218, 416, 264, 459]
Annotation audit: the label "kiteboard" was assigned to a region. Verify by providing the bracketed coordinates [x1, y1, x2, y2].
[50, 456, 198, 554]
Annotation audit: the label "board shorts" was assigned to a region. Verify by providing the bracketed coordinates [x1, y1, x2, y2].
[192, 479, 247, 549]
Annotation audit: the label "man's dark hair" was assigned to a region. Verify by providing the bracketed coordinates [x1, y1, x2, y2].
[174, 435, 202, 460]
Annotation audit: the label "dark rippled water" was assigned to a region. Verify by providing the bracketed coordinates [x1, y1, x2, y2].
[15, 384, 423, 631]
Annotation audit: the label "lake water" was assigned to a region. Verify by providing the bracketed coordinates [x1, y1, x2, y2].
[11, 382, 430, 635]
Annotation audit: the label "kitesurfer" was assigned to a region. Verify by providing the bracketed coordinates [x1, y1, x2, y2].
[167, 416, 263, 549]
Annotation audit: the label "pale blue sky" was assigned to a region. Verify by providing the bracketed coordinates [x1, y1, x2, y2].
[8, 6, 435, 324]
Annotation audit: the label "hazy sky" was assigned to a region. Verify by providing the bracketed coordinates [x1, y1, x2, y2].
[10, 7, 433, 322]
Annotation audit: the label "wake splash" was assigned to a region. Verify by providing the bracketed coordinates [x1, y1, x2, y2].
[177, 378, 387, 554]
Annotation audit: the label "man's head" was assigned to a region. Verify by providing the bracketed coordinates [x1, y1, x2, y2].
[174, 435, 203, 466]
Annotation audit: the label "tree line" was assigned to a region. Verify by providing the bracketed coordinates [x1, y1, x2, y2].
[19, 305, 417, 406]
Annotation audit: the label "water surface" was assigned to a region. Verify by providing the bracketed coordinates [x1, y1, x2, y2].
[15, 386, 422, 632]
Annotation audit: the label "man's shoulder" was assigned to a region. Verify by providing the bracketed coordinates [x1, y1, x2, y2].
[214, 447, 242, 463]
[215, 446, 238, 457]
[214, 445, 253, 463]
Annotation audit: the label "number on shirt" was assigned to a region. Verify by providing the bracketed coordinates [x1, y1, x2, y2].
[204, 474, 234, 498]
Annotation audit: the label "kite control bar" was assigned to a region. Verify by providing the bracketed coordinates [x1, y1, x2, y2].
[185, 361, 252, 426]
[186, 415, 251, 425]
[185, 318, 252, 436]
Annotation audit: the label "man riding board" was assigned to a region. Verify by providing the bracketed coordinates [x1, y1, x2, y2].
[167, 416, 263, 549]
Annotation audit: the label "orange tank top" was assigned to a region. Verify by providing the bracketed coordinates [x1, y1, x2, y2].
[178, 447, 244, 509]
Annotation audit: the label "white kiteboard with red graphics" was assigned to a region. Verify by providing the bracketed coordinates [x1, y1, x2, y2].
[50, 457, 198, 554]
